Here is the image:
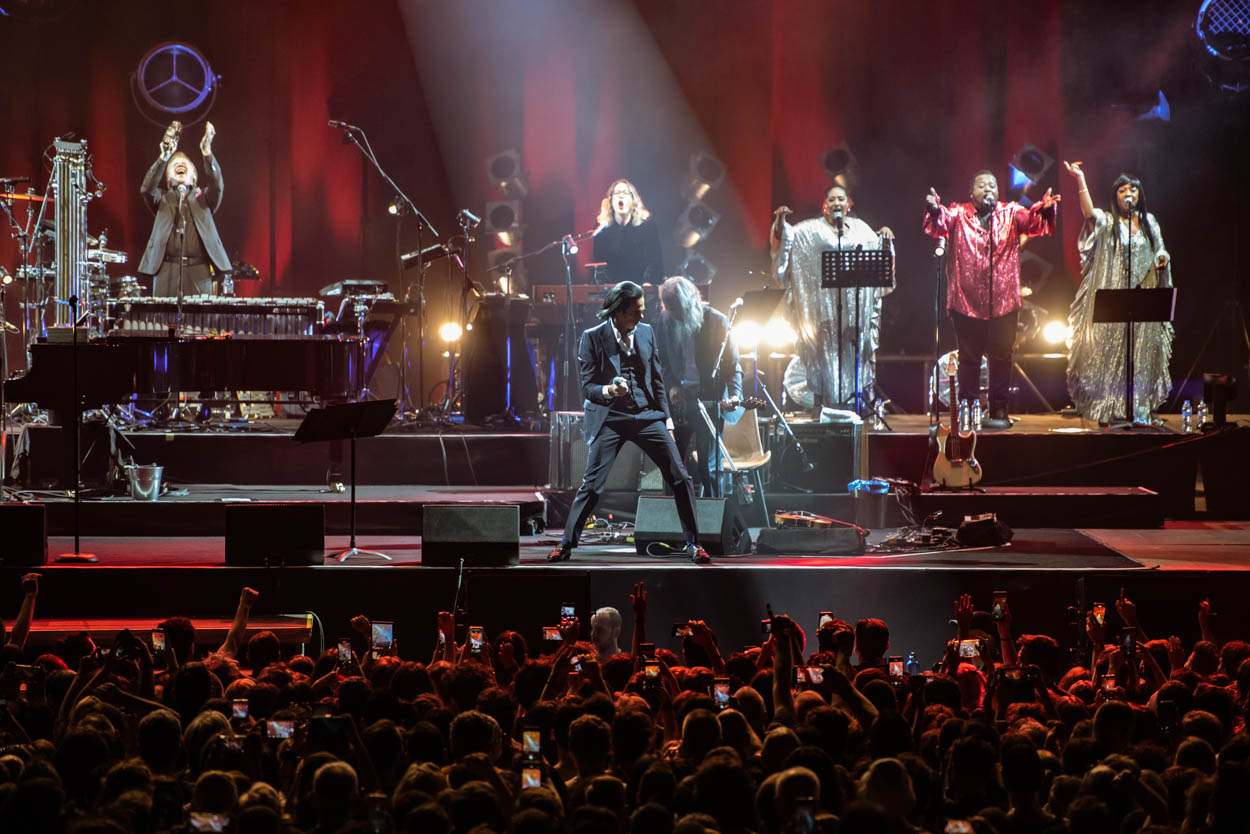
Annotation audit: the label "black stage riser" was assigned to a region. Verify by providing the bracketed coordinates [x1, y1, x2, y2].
[1, 564, 1245, 676]
[13, 427, 549, 487]
[40, 498, 546, 537]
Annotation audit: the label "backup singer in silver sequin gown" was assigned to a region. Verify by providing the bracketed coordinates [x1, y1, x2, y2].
[770, 184, 895, 413]
[1063, 163, 1172, 424]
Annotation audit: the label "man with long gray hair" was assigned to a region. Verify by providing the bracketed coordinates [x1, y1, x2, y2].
[655, 276, 742, 496]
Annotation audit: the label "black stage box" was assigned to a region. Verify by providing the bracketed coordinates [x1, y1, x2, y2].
[422, 504, 520, 567]
[634, 496, 751, 556]
[0, 503, 48, 566]
[225, 503, 325, 566]
[756, 525, 865, 555]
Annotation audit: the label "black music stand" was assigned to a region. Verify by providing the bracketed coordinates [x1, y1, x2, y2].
[295, 399, 397, 561]
[1091, 287, 1176, 426]
[821, 247, 893, 413]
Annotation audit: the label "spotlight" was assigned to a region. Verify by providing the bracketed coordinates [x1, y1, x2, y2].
[1008, 143, 1054, 206]
[733, 320, 761, 351]
[674, 200, 720, 248]
[0, 267, 12, 286]
[485, 201, 522, 247]
[1042, 320, 1070, 344]
[764, 318, 797, 349]
[678, 251, 717, 283]
[439, 322, 463, 342]
[681, 151, 726, 202]
[819, 141, 861, 189]
[386, 196, 406, 216]
[485, 149, 528, 198]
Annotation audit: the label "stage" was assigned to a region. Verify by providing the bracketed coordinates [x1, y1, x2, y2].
[3, 410, 1248, 668]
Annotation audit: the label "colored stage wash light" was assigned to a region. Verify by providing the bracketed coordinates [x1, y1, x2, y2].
[1007, 143, 1055, 207]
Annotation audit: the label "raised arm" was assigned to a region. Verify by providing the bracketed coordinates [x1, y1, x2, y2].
[629, 582, 647, 661]
[217, 587, 259, 658]
[921, 187, 958, 238]
[200, 122, 223, 213]
[1063, 161, 1096, 221]
[6, 573, 41, 650]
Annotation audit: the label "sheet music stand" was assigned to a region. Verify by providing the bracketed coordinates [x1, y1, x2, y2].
[295, 399, 397, 561]
[1091, 287, 1176, 425]
[821, 247, 894, 413]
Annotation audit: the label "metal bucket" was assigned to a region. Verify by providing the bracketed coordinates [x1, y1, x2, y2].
[126, 465, 163, 501]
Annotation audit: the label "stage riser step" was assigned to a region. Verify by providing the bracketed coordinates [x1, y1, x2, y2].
[41, 498, 547, 537]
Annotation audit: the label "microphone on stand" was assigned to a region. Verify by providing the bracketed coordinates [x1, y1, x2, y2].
[833, 209, 844, 229]
[934, 236, 947, 258]
[729, 297, 744, 311]
[327, 119, 361, 130]
[563, 234, 579, 255]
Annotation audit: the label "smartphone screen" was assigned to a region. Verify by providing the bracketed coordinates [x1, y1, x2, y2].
[560, 603, 576, 625]
[644, 660, 660, 680]
[713, 679, 730, 708]
[805, 666, 824, 685]
[958, 639, 980, 658]
[232, 699, 249, 720]
[1121, 627, 1136, 656]
[469, 626, 484, 653]
[992, 591, 1007, 622]
[337, 639, 353, 664]
[189, 812, 230, 833]
[672, 623, 693, 638]
[151, 630, 166, 652]
[542, 626, 561, 641]
[793, 667, 807, 686]
[818, 612, 834, 628]
[219, 734, 244, 752]
[522, 729, 541, 757]
[1093, 603, 1106, 626]
[570, 655, 582, 673]
[522, 766, 542, 789]
[371, 621, 394, 652]
[267, 719, 294, 739]
[888, 657, 904, 678]
[640, 642, 656, 660]
[760, 619, 772, 634]
[1102, 677, 1117, 692]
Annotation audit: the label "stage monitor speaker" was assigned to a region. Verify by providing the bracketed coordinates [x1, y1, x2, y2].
[0, 503, 48, 566]
[423, 504, 520, 567]
[775, 421, 865, 492]
[548, 412, 644, 491]
[224, 503, 325, 566]
[756, 526, 865, 555]
[634, 496, 751, 556]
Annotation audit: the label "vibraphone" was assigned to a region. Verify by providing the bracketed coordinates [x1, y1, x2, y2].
[107, 296, 325, 337]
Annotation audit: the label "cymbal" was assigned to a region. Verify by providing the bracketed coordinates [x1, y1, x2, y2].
[0, 192, 51, 202]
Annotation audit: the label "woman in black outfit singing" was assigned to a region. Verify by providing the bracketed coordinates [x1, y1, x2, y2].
[592, 179, 663, 285]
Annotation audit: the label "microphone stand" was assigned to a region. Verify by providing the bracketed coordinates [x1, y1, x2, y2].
[334, 124, 439, 417]
[834, 215, 845, 410]
[57, 293, 97, 563]
[708, 303, 741, 498]
[927, 234, 947, 485]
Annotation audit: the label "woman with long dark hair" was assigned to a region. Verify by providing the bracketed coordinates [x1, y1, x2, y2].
[1063, 161, 1173, 424]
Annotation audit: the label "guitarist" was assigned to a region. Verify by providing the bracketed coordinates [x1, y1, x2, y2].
[655, 276, 744, 497]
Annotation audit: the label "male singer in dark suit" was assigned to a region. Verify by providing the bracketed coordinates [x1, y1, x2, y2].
[549, 281, 710, 564]
[138, 120, 232, 297]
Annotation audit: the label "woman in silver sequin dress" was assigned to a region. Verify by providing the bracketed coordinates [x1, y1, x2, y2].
[1063, 161, 1173, 424]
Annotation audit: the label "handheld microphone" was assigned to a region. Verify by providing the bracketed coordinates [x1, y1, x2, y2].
[327, 119, 360, 130]
[612, 376, 626, 387]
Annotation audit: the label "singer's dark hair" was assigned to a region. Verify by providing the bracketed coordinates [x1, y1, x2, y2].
[598, 281, 644, 320]
[1108, 173, 1155, 253]
[970, 169, 997, 190]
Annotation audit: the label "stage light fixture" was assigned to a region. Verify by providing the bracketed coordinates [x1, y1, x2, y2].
[819, 141, 861, 189]
[1042, 320, 1071, 344]
[733, 320, 761, 351]
[764, 319, 797, 349]
[485, 201, 522, 247]
[439, 322, 463, 342]
[0, 267, 12, 285]
[1008, 143, 1054, 206]
[674, 200, 720, 249]
[681, 151, 726, 202]
[678, 250, 717, 283]
[386, 197, 405, 216]
[485, 149, 528, 198]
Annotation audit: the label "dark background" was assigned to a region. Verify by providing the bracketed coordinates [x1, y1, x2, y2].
[2, 0, 1246, 411]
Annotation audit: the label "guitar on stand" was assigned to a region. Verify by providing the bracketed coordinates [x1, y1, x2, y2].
[932, 354, 983, 489]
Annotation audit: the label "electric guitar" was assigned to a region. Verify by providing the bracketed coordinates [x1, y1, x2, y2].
[932, 354, 983, 488]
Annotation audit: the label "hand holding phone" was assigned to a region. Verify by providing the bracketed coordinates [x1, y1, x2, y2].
[469, 626, 484, 655]
[371, 621, 395, 653]
[991, 591, 1008, 622]
[672, 622, 694, 638]
[713, 678, 731, 709]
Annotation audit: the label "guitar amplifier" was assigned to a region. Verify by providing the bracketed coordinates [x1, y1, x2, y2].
[771, 418, 866, 492]
[548, 411, 644, 491]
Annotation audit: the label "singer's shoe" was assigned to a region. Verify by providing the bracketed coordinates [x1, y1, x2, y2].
[547, 543, 572, 563]
[685, 543, 711, 565]
[982, 407, 1012, 431]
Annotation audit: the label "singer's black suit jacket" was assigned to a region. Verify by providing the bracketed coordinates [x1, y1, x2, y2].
[137, 154, 232, 276]
[579, 320, 671, 441]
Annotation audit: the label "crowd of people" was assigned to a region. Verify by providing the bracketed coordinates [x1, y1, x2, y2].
[2, 573, 1248, 834]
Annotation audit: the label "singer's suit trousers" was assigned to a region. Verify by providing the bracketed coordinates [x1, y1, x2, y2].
[562, 413, 698, 547]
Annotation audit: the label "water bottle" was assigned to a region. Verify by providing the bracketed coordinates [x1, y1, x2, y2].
[958, 399, 970, 433]
[1197, 400, 1209, 430]
[905, 651, 921, 678]
[873, 397, 886, 430]
[972, 399, 983, 432]
[1181, 399, 1193, 433]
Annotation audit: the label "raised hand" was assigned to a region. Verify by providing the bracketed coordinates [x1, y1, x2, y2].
[1086, 610, 1106, 647]
[1062, 160, 1085, 180]
[925, 187, 941, 209]
[20, 573, 39, 595]
[350, 615, 371, 637]
[954, 594, 974, 637]
[437, 610, 454, 637]
[200, 121, 215, 156]
[160, 121, 181, 159]
[240, 587, 259, 608]
[630, 582, 647, 619]
[1038, 187, 1061, 210]
[1115, 587, 1138, 629]
[772, 205, 793, 220]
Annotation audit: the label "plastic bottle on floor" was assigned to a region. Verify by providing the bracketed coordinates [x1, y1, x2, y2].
[1181, 399, 1193, 433]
